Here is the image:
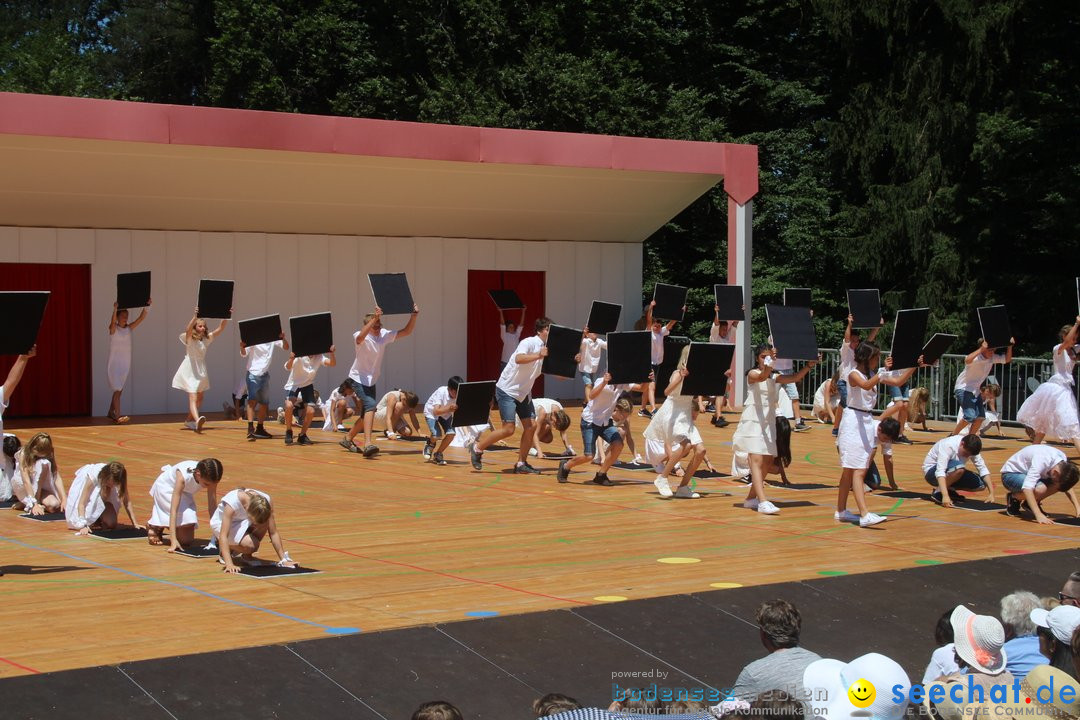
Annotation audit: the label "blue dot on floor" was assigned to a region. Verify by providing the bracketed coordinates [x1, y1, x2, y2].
[324, 626, 362, 635]
[466, 611, 500, 618]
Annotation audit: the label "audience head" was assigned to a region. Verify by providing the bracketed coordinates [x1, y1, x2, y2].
[1032, 605, 1080, 677]
[933, 609, 955, 646]
[999, 590, 1041, 639]
[950, 605, 1006, 675]
[1060, 572, 1080, 607]
[532, 693, 581, 717]
[756, 599, 802, 650]
[804, 653, 909, 720]
[412, 701, 463, 720]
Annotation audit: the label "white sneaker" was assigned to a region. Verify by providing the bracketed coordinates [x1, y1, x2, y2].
[743, 497, 760, 510]
[674, 486, 700, 499]
[196, 416, 206, 432]
[864, 484, 874, 493]
[859, 512, 886, 527]
[183, 420, 196, 430]
[654, 476, 673, 498]
[834, 509, 859, 523]
[528, 447, 539, 457]
[633, 454, 645, 465]
[336, 424, 346, 432]
[757, 500, 780, 515]
[386, 431, 400, 440]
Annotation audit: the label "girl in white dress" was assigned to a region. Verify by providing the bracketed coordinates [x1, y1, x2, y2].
[146, 458, 223, 550]
[649, 346, 707, 499]
[11, 432, 67, 515]
[811, 371, 840, 424]
[732, 344, 816, 515]
[836, 342, 917, 527]
[1016, 317, 1080, 454]
[211, 488, 296, 573]
[106, 299, 149, 424]
[171, 308, 229, 433]
[65, 461, 139, 533]
[375, 389, 421, 439]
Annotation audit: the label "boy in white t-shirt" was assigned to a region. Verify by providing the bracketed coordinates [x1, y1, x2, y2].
[470, 317, 551, 474]
[240, 333, 288, 441]
[952, 338, 1014, 438]
[422, 376, 462, 466]
[283, 347, 335, 446]
[709, 303, 740, 422]
[1001, 445, 1080, 524]
[641, 299, 680, 418]
[341, 305, 419, 458]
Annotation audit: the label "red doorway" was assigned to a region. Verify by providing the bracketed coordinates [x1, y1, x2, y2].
[0, 263, 92, 418]
[467, 270, 546, 396]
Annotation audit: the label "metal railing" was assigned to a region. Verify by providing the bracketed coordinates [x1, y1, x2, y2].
[795, 349, 1078, 424]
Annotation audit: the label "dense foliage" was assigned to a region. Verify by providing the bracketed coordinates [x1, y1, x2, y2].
[2, 0, 1076, 354]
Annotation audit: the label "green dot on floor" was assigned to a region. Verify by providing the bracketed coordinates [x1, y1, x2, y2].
[817, 570, 848, 576]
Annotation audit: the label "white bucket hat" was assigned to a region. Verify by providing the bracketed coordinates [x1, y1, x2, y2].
[803, 652, 911, 720]
[950, 605, 1007, 674]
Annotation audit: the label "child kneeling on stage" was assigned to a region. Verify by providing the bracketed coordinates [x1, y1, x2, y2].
[922, 434, 992, 508]
[66, 461, 140, 534]
[146, 458, 223, 550]
[211, 488, 296, 573]
[1000, 445, 1080, 524]
[558, 378, 637, 486]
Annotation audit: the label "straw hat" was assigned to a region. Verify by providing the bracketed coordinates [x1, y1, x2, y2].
[950, 605, 1007, 674]
[924, 665, 1080, 719]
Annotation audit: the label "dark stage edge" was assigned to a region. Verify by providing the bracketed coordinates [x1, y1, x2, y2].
[3, 549, 1077, 719]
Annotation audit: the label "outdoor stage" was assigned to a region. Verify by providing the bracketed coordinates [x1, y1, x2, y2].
[1, 408, 1077, 712]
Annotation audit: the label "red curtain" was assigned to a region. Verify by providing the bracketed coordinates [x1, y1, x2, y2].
[0, 263, 92, 417]
[466, 270, 546, 396]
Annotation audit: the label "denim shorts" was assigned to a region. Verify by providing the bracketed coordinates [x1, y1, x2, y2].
[1002, 472, 1027, 493]
[580, 419, 622, 456]
[582, 372, 595, 386]
[286, 384, 316, 406]
[924, 463, 986, 490]
[781, 382, 799, 400]
[347, 379, 378, 413]
[495, 386, 535, 424]
[246, 372, 270, 406]
[888, 383, 911, 400]
[837, 379, 848, 408]
[426, 415, 453, 437]
[955, 389, 985, 422]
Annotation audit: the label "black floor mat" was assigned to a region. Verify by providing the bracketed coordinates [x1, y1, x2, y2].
[19, 511, 65, 521]
[173, 544, 219, 558]
[612, 461, 653, 471]
[238, 564, 320, 578]
[90, 527, 149, 540]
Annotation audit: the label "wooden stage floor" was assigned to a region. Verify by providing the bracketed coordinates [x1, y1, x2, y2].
[1, 409, 1077, 678]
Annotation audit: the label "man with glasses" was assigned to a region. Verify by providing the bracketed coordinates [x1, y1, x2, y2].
[1060, 572, 1080, 606]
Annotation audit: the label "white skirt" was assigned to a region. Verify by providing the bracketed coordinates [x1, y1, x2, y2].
[837, 408, 876, 469]
[731, 415, 776, 457]
[1016, 381, 1080, 442]
[209, 513, 249, 546]
[148, 467, 198, 528]
[65, 466, 118, 530]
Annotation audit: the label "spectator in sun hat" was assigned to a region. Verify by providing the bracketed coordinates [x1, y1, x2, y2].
[802, 652, 911, 720]
[941, 605, 1014, 692]
[1032, 604, 1080, 678]
[928, 664, 1080, 720]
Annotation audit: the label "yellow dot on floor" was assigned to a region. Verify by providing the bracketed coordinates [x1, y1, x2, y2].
[434, 476, 443, 479]
[543, 490, 555, 493]
[658, 557, 701, 564]
[594, 595, 628, 602]
[709, 582, 743, 589]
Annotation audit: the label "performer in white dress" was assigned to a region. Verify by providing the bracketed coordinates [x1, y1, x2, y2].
[106, 299, 149, 424]
[171, 308, 229, 433]
[65, 461, 139, 534]
[648, 346, 706, 499]
[835, 343, 916, 527]
[1017, 317, 1080, 454]
[146, 458, 222, 550]
[11, 432, 66, 515]
[732, 344, 815, 515]
[210, 488, 296, 573]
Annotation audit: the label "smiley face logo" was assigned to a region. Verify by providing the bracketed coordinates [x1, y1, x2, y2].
[847, 678, 876, 708]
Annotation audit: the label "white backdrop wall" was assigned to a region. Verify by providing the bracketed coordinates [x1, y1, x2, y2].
[0, 226, 643, 416]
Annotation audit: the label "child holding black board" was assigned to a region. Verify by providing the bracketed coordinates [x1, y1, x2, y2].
[641, 300, 681, 418]
[952, 337, 1014, 438]
[647, 346, 706, 499]
[171, 308, 229, 433]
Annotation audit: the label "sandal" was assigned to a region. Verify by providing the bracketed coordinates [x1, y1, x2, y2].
[146, 528, 164, 546]
[115, 415, 130, 425]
